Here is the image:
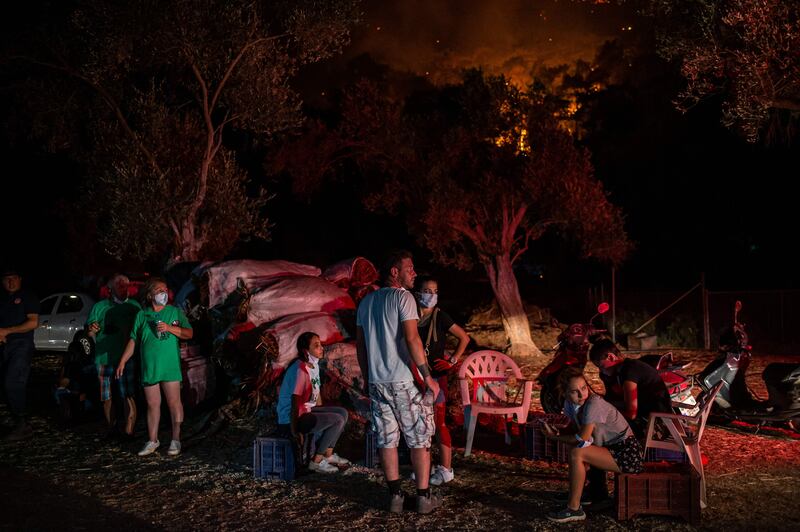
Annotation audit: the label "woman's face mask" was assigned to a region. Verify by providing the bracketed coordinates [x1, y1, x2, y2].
[153, 291, 169, 306]
[417, 292, 438, 308]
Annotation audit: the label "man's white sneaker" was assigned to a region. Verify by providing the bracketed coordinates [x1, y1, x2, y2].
[309, 458, 338, 473]
[430, 465, 454, 486]
[167, 439, 181, 456]
[326, 453, 350, 466]
[137, 440, 160, 456]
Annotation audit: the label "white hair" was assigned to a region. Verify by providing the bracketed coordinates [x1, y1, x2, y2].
[107, 274, 130, 287]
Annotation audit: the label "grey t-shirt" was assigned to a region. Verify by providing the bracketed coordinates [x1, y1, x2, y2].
[356, 287, 419, 384]
[563, 394, 633, 447]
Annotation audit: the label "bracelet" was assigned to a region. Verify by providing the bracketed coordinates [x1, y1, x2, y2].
[418, 363, 432, 379]
[574, 434, 594, 448]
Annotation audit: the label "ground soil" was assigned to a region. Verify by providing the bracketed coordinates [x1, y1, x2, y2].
[2, 344, 799, 531]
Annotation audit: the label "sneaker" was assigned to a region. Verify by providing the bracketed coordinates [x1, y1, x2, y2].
[4, 422, 33, 441]
[430, 465, 454, 486]
[137, 440, 160, 456]
[416, 491, 443, 514]
[546, 506, 586, 523]
[167, 440, 181, 456]
[326, 453, 350, 466]
[308, 458, 338, 473]
[388, 492, 405, 513]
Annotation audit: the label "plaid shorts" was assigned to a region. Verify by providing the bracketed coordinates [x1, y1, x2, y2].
[369, 380, 435, 449]
[97, 361, 137, 401]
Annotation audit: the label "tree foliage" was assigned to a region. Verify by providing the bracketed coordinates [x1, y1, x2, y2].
[640, 0, 800, 142]
[277, 70, 630, 355]
[4, 0, 360, 264]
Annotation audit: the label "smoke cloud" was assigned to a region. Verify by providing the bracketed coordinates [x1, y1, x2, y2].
[345, 0, 633, 86]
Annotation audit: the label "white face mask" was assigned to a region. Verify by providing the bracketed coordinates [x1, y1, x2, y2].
[308, 353, 319, 365]
[153, 292, 168, 306]
[417, 293, 438, 308]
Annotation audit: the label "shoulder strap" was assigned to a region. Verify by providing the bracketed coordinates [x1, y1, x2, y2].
[424, 308, 439, 352]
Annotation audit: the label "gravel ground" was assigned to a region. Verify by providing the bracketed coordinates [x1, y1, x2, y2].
[1, 350, 799, 531]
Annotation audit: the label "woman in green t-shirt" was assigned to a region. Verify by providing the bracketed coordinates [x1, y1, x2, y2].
[117, 277, 193, 457]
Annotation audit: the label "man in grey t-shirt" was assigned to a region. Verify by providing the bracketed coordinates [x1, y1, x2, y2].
[356, 250, 441, 514]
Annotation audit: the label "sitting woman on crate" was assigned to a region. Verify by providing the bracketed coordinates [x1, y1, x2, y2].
[414, 275, 470, 486]
[542, 366, 644, 523]
[276, 331, 351, 474]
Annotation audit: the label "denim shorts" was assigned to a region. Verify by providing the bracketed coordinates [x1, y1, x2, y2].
[369, 381, 435, 449]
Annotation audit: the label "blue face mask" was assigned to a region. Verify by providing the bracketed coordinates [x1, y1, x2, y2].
[153, 292, 168, 306]
[417, 293, 438, 308]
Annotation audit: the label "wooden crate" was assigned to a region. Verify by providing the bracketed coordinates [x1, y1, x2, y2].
[616, 463, 701, 525]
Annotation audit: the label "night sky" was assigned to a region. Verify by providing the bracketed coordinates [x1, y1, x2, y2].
[1, 0, 798, 300]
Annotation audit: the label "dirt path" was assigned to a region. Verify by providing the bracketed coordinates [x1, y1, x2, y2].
[2, 351, 799, 531]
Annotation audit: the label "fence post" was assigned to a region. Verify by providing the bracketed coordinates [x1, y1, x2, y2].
[611, 266, 616, 343]
[702, 273, 710, 350]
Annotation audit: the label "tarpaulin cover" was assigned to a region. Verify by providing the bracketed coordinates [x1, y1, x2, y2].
[322, 257, 379, 288]
[265, 311, 350, 368]
[247, 276, 355, 326]
[206, 259, 321, 308]
[321, 342, 370, 421]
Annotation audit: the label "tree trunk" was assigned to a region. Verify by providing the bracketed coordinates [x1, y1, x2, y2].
[483, 253, 543, 358]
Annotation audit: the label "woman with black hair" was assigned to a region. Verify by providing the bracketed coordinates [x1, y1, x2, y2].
[413, 275, 470, 486]
[276, 331, 350, 473]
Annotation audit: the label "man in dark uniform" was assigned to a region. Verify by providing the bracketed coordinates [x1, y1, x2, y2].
[0, 268, 40, 440]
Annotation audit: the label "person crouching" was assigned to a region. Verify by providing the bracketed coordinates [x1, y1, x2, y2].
[543, 366, 643, 523]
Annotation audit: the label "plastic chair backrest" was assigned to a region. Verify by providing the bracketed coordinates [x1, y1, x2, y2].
[458, 350, 523, 405]
[693, 380, 723, 442]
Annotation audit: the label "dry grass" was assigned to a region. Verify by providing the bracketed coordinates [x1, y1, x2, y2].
[2, 348, 799, 531]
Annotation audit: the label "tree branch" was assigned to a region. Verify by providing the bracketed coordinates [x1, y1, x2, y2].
[15, 55, 163, 175]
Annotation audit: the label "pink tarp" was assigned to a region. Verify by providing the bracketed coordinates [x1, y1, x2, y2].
[265, 312, 350, 368]
[247, 276, 355, 326]
[322, 257, 379, 288]
[206, 259, 321, 308]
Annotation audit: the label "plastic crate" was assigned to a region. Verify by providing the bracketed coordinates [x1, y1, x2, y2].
[365, 430, 411, 468]
[615, 463, 701, 525]
[644, 447, 688, 464]
[253, 437, 296, 481]
[521, 413, 571, 462]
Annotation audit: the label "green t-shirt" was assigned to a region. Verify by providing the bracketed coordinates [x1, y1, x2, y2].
[86, 298, 142, 366]
[131, 305, 192, 386]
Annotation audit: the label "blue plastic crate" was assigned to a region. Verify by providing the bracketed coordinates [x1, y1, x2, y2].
[644, 447, 688, 463]
[365, 430, 411, 468]
[254, 437, 296, 481]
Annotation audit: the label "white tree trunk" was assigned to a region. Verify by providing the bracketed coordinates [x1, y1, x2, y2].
[484, 253, 543, 358]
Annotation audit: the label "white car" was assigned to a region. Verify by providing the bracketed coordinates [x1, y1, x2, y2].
[34, 292, 96, 351]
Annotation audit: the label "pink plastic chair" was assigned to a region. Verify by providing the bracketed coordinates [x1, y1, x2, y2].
[458, 350, 533, 456]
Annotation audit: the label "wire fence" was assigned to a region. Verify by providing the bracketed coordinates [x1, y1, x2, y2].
[609, 287, 800, 355]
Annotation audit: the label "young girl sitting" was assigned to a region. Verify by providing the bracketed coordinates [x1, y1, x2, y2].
[276, 332, 350, 473]
[543, 366, 644, 523]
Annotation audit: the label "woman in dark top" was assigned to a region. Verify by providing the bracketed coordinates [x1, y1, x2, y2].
[414, 275, 470, 486]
